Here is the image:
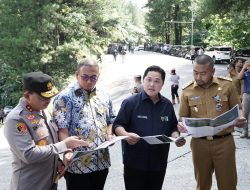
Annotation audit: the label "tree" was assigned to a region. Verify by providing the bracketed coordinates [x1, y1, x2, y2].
[145, 0, 193, 45]
[0, 0, 146, 106]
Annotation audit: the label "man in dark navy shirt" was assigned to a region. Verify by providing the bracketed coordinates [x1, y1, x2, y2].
[113, 65, 186, 190]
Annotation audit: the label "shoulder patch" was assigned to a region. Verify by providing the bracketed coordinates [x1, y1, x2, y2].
[217, 76, 232, 81]
[16, 122, 28, 135]
[182, 81, 194, 89]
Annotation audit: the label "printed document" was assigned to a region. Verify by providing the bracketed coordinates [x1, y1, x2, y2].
[182, 105, 239, 137]
[71, 136, 128, 160]
[141, 134, 189, 145]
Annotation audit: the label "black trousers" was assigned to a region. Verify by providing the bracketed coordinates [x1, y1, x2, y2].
[124, 166, 166, 190]
[65, 169, 108, 190]
[171, 85, 179, 99]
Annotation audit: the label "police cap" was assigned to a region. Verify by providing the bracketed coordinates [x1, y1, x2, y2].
[23, 72, 58, 98]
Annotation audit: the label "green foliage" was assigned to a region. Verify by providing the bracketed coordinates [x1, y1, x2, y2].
[145, 0, 250, 48]
[196, 1, 250, 48]
[145, 0, 193, 45]
[0, 0, 146, 107]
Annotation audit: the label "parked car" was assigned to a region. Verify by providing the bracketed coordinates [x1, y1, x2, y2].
[3, 106, 13, 116]
[232, 47, 250, 62]
[137, 44, 144, 51]
[204, 46, 231, 64]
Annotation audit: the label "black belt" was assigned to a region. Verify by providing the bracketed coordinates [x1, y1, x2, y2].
[198, 133, 231, 141]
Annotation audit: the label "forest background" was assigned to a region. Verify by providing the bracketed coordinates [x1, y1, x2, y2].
[0, 0, 249, 106]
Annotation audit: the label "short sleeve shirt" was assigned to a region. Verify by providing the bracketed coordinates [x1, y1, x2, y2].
[52, 82, 116, 174]
[242, 71, 250, 93]
[113, 91, 178, 171]
[179, 76, 241, 135]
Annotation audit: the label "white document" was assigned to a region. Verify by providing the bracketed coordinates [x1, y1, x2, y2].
[141, 134, 189, 145]
[71, 136, 128, 161]
[182, 105, 239, 138]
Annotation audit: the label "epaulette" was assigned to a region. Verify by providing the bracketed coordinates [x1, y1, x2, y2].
[182, 80, 194, 90]
[217, 76, 232, 81]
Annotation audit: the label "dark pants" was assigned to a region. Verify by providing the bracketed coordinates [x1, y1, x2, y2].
[0, 117, 3, 124]
[171, 85, 179, 99]
[124, 166, 166, 190]
[65, 169, 109, 190]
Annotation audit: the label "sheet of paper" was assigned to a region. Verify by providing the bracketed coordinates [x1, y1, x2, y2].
[141, 134, 189, 144]
[182, 104, 239, 137]
[71, 136, 128, 160]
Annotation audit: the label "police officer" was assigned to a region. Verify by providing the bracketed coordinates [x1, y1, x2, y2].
[178, 55, 246, 190]
[4, 72, 89, 190]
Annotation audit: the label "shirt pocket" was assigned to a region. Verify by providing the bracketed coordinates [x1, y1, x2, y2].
[188, 98, 203, 117]
[220, 96, 229, 113]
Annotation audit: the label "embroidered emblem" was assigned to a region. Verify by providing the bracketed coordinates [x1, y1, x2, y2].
[47, 82, 53, 90]
[26, 105, 33, 112]
[160, 116, 169, 122]
[37, 128, 46, 138]
[194, 106, 198, 112]
[27, 114, 35, 120]
[137, 115, 148, 119]
[190, 96, 200, 101]
[16, 123, 28, 135]
[213, 95, 222, 112]
[37, 139, 48, 146]
[31, 119, 40, 125]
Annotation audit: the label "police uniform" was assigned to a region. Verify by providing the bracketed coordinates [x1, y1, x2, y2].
[179, 76, 241, 190]
[4, 72, 67, 190]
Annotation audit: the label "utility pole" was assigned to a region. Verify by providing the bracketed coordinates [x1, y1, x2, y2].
[165, 11, 194, 46]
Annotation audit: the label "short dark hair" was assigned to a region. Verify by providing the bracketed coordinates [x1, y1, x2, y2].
[194, 55, 214, 68]
[77, 58, 99, 72]
[143, 65, 166, 83]
[228, 62, 235, 69]
[234, 58, 244, 64]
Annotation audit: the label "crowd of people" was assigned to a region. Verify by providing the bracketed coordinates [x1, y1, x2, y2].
[227, 58, 250, 138]
[3, 55, 249, 190]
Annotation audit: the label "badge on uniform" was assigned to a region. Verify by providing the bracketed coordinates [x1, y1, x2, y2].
[160, 116, 169, 122]
[16, 122, 28, 135]
[27, 114, 35, 120]
[37, 139, 48, 146]
[213, 95, 222, 112]
[194, 106, 198, 112]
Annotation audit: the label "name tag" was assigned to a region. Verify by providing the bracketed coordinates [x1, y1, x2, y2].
[137, 115, 148, 119]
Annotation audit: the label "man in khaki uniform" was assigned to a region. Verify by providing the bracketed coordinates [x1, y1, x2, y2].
[178, 55, 246, 190]
[227, 62, 242, 98]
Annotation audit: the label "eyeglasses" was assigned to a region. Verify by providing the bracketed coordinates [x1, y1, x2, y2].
[80, 74, 98, 82]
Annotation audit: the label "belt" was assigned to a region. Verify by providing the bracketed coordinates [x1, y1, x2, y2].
[198, 133, 231, 141]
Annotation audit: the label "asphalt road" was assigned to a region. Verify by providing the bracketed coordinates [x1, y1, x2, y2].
[0, 51, 250, 190]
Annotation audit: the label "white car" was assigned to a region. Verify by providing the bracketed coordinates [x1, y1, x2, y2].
[204, 46, 231, 64]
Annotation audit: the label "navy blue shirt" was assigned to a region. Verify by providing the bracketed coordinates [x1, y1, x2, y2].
[113, 91, 178, 171]
[243, 71, 250, 93]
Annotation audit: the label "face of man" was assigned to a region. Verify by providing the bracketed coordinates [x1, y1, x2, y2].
[235, 61, 243, 73]
[246, 62, 250, 71]
[25, 92, 51, 111]
[193, 62, 215, 88]
[143, 71, 164, 99]
[76, 65, 99, 91]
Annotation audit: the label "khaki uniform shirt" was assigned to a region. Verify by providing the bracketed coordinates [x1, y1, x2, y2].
[227, 70, 242, 97]
[4, 98, 67, 190]
[179, 76, 241, 135]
